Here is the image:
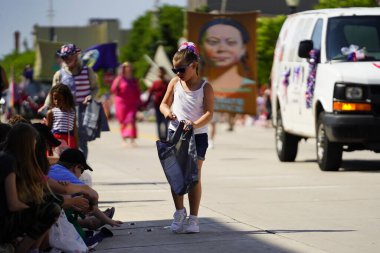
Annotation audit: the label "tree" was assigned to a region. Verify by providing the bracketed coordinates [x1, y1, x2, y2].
[255, 0, 378, 86]
[0, 51, 35, 83]
[256, 15, 286, 86]
[119, 5, 184, 86]
[157, 5, 185, 57]
[315, 0, 378, 9]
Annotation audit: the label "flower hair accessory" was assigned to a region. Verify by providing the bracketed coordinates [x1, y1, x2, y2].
[178, 42, 199, 57]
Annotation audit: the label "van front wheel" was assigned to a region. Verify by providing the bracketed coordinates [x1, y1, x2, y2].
[275, 111, 299, 161]
[316, 113, 342, 171]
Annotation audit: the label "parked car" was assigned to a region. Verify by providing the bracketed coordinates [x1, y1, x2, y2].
[271, 8, 380, 171]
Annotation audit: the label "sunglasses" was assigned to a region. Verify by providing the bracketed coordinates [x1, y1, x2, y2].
[171, 63, 192, 74]
[61, 53, 76, 60]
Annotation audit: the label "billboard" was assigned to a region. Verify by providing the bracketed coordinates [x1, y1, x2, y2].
[34, 40, 62, 82]
[187, 11, 259, 115]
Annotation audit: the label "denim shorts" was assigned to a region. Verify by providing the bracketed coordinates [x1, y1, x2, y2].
[168, 130, 209, 161]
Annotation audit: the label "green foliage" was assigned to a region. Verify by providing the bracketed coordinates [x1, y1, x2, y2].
[119, 5, 184, 86]
[95, 69, 107, 97]
[158, 5, 185, 57]
[315, 0, 378, 8]
[120, 13, 156, 78]
[195, 5, 210, 13]
[255, 0, 377, 85]
[256, 15, 286, 85]
[0, 51, 35, 83]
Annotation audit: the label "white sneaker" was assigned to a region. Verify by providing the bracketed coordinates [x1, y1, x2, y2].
[183, 215, 200, 233]
[171, 208, 187, 233]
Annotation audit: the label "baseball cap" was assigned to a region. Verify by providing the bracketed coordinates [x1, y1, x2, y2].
[32, 123, 61, 147]
[57, 43, 81, 58]
[59, 148, 93, 171]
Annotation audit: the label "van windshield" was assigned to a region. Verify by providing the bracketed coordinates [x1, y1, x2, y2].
[326, 16, 380, 61]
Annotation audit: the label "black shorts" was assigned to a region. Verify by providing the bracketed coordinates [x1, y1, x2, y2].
[168, 130, 209, 160]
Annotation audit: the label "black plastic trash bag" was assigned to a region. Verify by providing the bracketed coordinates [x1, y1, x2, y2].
[156, 120, 198, 195]
[83, 100, 110, 141]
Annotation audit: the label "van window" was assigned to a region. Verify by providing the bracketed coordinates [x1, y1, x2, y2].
[311, 19, 323, 50]
[286, 17, 315, 62]
[326, 16, 380, 61]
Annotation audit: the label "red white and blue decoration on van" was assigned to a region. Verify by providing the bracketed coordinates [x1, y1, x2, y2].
[282, 68, 290, 101]
[341, 44, 366, 62]
[305, 49, 319, 109]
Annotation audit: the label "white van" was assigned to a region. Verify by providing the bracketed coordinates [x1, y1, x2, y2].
[271, 8, 380, 171]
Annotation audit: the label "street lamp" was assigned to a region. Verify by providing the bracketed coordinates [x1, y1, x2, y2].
[150, 0, 160, 29]
[286, 0, 300, 14]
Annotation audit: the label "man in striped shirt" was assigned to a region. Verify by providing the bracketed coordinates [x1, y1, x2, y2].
[40, 43, 99, 159]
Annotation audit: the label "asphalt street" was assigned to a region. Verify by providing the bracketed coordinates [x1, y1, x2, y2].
[87, 119, 380, 253]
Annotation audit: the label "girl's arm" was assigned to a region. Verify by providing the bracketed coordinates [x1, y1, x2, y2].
[62, 195, 89, 212]
[193, 83, 214, 129]
[160, 77, 178, 120]
[47, 178, 99, 204]
[110, 76, 121, 94]
[92, 206, 123, 227]
[45, 109, 53, 129]
[5, 173, 29, 212]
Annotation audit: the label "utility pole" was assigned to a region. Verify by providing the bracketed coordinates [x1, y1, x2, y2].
[221, 0, 227, 13]
[47, 0, 56, 41]
[151, 0, 160, 29]
[47, 0, 54, 27]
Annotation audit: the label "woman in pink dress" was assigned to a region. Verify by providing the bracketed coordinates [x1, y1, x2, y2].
[111, 62, 141, 146]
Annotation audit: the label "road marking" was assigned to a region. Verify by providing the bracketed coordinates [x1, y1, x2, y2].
[254, 185, 343, 190]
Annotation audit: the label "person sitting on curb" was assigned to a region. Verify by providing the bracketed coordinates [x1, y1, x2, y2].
[32, 122, 99, 209]
[47, 148, 122, 247]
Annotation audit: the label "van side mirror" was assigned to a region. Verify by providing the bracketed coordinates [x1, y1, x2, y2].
[298, 40, 314, 58]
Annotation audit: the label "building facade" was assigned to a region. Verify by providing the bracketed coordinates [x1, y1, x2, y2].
[187, 0, 319, 16]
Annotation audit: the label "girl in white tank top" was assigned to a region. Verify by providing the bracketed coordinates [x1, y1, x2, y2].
[160, 42, 214, 234]
[169, 79, 209, 135]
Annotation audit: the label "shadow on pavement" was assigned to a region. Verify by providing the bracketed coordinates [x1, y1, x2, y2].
[293, 159, 380, 172]
[94, 182, 167, 186]
[95, 218, 354, 253]
[263, 229, 354, 234]
[340, 160, 380, 172]
[99, 200, 165, 204]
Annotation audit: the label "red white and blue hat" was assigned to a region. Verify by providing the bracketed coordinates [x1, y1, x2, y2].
[57, 43, 81, 58]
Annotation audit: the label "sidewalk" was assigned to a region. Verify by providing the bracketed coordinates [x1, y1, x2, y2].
[88, 120, 326, 253]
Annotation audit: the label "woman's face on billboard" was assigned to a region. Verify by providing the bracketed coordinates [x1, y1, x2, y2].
[203, 24, 246, 67]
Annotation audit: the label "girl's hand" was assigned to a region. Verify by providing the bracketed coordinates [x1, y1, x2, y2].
[72, 196, 90, 212]
[83, 95, 92, 104]
[165, 112, 177, 121]
[38, 104, 47, 113]
[108, 219, 123, 227]
[184, 120, 193, 131]
[41, 117, 48, 125]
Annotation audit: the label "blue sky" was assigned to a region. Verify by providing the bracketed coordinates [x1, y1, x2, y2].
[0, 0, 186, 58]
